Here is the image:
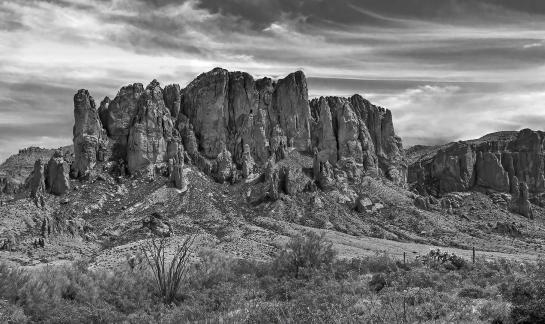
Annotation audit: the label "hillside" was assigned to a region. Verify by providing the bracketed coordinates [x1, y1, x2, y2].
[0, 69, 543, 270]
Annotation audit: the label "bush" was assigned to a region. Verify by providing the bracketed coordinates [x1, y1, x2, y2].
[420, 249, 468, 270]
[502, 278, 545, 323]
[272, 231, 336, 279]
[141, 235, 195, 304]
[458, 286, 488, 299]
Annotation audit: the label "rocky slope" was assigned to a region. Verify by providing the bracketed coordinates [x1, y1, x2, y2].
[408, 129, 545, 217]
[3, 68, 545, 271]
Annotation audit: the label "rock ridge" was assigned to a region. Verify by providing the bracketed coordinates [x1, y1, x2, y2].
[408, 128, 545, 217]
[72, 68, 407, 190]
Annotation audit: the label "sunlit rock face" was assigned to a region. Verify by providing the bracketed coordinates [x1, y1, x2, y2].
[72, 89, 108, 178]
[408, 129, 545, 217]
[72, 68, 407, 188]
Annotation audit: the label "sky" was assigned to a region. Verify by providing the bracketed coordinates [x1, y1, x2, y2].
[1, 0, 545, 162]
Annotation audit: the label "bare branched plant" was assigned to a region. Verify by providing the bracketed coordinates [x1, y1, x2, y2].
[140, 235, 195, 303]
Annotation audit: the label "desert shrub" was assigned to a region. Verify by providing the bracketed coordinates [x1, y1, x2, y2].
[141, 235, 195, 304]
[502, 278, 545, 323]
[458, 286, 488, 299]
[0, 299, 28, 323]
[478, 300, 511, 323]
[272, 231, 336, 279]
[420, 249, 468, 270]
[368, 273, 386, 292]
[0, 259, 159, 323]
[337, 253, 399, 276]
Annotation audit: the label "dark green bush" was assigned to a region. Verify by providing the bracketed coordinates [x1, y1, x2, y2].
[458, 286, 488, 299]
[272, 231, 336, 279]
[421, 249, 468, 270]
[502, 278, 545, 323]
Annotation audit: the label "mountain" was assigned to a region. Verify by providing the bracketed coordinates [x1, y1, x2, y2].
[408, 129, 545, 218]
[1, 68, 544, 272]
[0, 146, 72, 199]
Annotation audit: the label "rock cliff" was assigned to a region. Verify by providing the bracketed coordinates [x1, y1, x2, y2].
[72, 68, 406, 188]
[408, 129, 545, 217]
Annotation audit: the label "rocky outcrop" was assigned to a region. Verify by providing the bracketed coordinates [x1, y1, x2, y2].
[214, 146, 234, 183]
[408, 129, 545, 217]
[99, 84, 144, 160]
[180, 68, 230, 159]
[72, 89, 108, 178]
[510, 177, 534, 219]
[163, 84, 181, 119]
[72, 68, 406, 194]
[29, 159, 46, 200]
[46, 151, 70, 195]
[241, 144, 255, 178]
[310, 95, 406, 184]
[127, 80, 175, 173]
[271, 71, 312, 152]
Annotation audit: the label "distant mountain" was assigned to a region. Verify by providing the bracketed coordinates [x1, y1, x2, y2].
[0, 146, 73, 197]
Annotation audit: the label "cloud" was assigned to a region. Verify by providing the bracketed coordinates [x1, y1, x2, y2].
[1, 0, 545, 161]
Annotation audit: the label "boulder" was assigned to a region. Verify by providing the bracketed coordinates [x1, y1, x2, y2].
[356, 196, 374, 213]
[414, 196, 430, 210]
[143, 212, 171, 237]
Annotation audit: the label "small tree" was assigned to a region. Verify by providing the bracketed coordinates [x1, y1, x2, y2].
[140, 235, 195, 303]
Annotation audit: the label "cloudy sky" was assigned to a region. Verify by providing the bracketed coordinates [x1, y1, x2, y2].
[1, 0, 545, 162]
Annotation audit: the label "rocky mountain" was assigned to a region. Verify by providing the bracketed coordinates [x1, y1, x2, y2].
[0, 146, 72, 199]
[73, 68, 406, 190]
[3, 68, 545, 273]
[408, 129, 545, 217]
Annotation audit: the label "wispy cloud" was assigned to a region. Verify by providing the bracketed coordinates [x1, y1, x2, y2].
[1, 0, 545, 161]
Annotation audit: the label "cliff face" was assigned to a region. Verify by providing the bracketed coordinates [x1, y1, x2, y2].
[0, 146, 72, 197]
[73, 68, 406, 185]
[309, 95, 405, 184]
[408, 129, 545, 217]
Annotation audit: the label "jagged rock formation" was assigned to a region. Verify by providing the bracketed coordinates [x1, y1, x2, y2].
[310, 95, 406, 184]
[127, 80, 175, 173]
[1, 147, 71, 197]
[28, 150, 71, 201]
[46, 151, 70, 195]
[73, 68, 406, 194]
[72, 89, 108, 178]
[98, 84, 143, 160]
[408, 129, 544, 217]
[29, 159, 46, 201]
[510, 178, 534, 219]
